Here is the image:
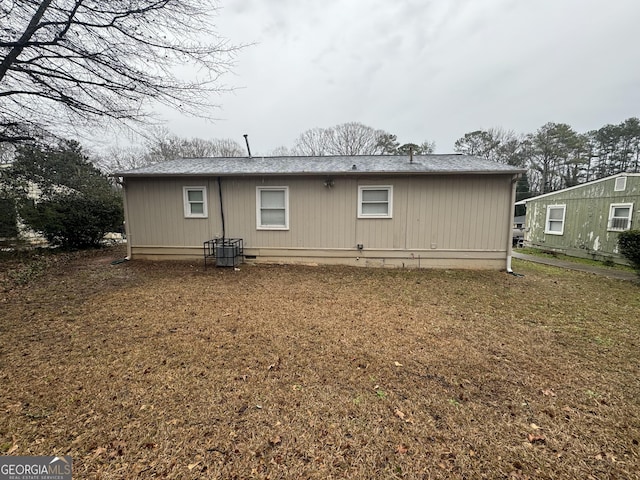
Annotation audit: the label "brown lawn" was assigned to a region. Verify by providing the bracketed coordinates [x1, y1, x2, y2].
[1, 247, 639, 479]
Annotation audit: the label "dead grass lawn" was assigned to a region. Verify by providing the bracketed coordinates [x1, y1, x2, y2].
[1, 247, 639, 479]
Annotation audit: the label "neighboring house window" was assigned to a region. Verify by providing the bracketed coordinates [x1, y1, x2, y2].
[608, 203, 633, 231]
[183, 186, 207, 218]
[358, 185, 393, 218]
[614, 176, 627, 192]
[544, 205, 566, 235]
[257, 186, 289, 230]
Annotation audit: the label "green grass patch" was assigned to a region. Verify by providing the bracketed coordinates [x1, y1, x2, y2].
[518, 247, 635, 272]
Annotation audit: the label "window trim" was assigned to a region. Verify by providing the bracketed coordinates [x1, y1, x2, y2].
[358, 185, 393, 219]
[614, 176, 627, 192]
[607, 202, 633, 231]
[544, 204, 566, 235]
[183, 186, 208, 218]
[256, 186, 289, 230]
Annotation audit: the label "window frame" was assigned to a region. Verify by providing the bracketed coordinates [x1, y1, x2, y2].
[358, 185, 393, 219]
[183, 186, 208, 218]
[607, 203, 633, 232]
[614, 176, 627, 192]
[256, 186, 289, 230]
[544, 204, 566, 235]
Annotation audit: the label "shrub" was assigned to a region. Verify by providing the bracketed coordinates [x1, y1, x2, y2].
[0, 195, 18, 238]
[6, 140, 123, 250]
[618, 229, 640, 276]
[19, 191, 123, 249]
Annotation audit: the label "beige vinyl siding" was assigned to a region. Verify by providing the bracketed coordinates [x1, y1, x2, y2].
[216, 176, 357, 249]
[124, 173, 514, 265]
[404, 175, 510, 251]
[125, 177, 213, 247]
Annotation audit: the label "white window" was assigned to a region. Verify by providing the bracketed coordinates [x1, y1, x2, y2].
[614, 176, 627, 192]
[183, 186, 207, 218]
[544, 205, 566, 235]
[257, 186, 289, 230]
[358, 185, 393, 218]
[608, 203, 633, 231]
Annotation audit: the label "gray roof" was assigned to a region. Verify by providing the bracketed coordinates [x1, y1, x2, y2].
[515, 172, 640, 205]
[116, 154, 524, 177]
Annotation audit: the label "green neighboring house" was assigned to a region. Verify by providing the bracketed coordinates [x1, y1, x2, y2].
[517, 173, 640, 264]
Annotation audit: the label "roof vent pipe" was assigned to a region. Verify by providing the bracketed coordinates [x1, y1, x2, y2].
[243, 134, 252, 158]
[409, 146, 413, 164]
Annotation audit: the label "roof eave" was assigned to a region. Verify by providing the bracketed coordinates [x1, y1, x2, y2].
[115, 169, 524, 178]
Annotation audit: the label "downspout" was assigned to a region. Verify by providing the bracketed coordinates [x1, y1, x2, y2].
[505, 174, 519, 273]
[218, 176, 225, 240]
[121, 177, 132, 260]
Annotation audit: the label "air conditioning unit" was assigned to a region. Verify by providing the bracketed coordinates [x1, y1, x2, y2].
[216, 245, 238, 267]
[213, 238, 243, 267]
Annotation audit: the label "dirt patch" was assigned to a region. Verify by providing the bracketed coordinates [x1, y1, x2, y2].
[1, 248, 639, 479]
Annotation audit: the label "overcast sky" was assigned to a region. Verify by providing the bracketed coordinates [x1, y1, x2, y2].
[159, 0, 640, 155]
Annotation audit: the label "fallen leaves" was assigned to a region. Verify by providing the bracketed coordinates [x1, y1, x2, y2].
[394, 408, 415, 424]
[90, 447, 107, 461]
[527, 433, 546, 445]
[595, 452, 617, 462]
[396, 444, 408, 454]
[522, 423, 547, 446]
[267, 357, 282, 371]
[1, 248, 639, 479]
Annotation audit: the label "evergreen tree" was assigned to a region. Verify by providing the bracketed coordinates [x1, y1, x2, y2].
[3, 140, 123, 248]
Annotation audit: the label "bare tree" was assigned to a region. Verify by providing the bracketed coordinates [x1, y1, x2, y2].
[293, 123, 437, 156]
[144, 128, 243, 162]
[293, 122, 401, 156]
[269, 145, 294, 156]
[0, 0, 240, 143]
[326, 122, 387, 155]
[292, 127, 331, 156]
[95, 127, 244, 173]
[93, 144, 149, 173]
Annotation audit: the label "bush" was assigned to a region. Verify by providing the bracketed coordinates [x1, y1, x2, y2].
[618, 229, 640, 276]
[0, 196, 18, 238]
[5, 140, 123, 250]
[19, 192, 123, 249]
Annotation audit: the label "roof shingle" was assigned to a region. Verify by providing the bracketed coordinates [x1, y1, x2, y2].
[116, 154, 524, 177]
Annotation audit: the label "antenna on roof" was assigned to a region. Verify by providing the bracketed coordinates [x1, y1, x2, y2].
[243, 134, 252, 158]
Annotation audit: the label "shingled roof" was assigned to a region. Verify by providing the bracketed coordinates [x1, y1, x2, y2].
[116, 154, 524, 177]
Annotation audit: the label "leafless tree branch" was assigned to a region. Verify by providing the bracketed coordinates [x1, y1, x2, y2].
[1, 0, 243, 143]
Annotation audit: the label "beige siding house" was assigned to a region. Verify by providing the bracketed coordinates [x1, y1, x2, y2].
[117, 155, 523, 269]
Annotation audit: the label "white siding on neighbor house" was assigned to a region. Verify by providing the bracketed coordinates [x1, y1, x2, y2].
[124, 174, 514, 266]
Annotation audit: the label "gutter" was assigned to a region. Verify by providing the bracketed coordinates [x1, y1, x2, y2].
[121, 177, 132, 260]
[506, 174, 519, 274]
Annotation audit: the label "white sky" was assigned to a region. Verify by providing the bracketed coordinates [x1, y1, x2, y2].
[158, 0, 640, 155]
